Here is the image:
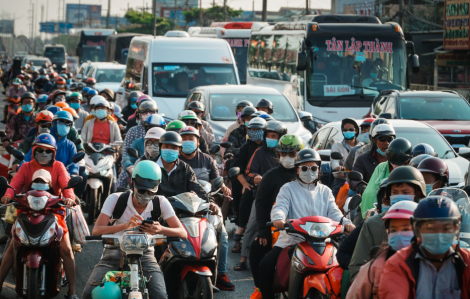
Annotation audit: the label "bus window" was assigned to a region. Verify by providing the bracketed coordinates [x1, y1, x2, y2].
[259, 35, 273, 78]
[272, 35, 287, 81]
[249, 35, 261, 72]
[285, 35, 302, 79]
[125, 57, 143, 91]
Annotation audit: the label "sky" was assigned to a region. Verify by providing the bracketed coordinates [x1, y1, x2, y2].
[0, 0, 331, 36]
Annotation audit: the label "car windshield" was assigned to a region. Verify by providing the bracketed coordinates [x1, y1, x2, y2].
[82, 47, 105, 63]
[152, 63, 237, 97]
[44, 47, 65, 61]
[209, 93, 298, 122]
[28, 59, 49, 66]
[394, 127, 455, 159]
[398, 96, 470, 120]
[94, 68, 125, 83]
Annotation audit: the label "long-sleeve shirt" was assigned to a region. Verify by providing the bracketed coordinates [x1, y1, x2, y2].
[3, 112, 37, 142]
[245, 145, 279, 185]
[26, 126, 84, 152]
[6, 85, 26, 99]
[201, 120, 215, 147]
[271, 180, 350, 248]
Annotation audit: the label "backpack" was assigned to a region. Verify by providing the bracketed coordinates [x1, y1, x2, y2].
[109, 190, 162, 224]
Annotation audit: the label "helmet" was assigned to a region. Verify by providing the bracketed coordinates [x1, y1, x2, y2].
[100, 88, 114, 100]
[241, 106, 257, 119]
[49, 72, 57, 79]
[160, 131, 183, 147]
[145, 127, 166, 140]
[143, 114, 166, 129]
[33, 133, 57, 149]
[265, 120, 287, 135]
[386, 166, 426, 198]
[56, 77, 66, 85]
[114, 105, 123, 118]
[166, 120, 185, 132]
[382, 201, 418, 229]
[412, 143, 435, 157]
[256, 99, 273, 114]
[46, 106, 62, 115]
[412, 196, 461, 222]
[187, 101, 205, 112]
[179, 126, 200, 138]
[21, 92, 36, 102]
[360, 118, 374, 128]
[77, 82, 85, 90]
[178, 110, 198, 120]
[417, 157, 449, 186]
[132, 160, 162, 191]
[295, 148, 321, 165]
[252, 111, 268, 118]
[36, 110, 54, 123]
[386, 138, 412, 166]
[17, 74, 25, 81]
[248, 117, 267, 129]
[138, 100, 158, 113]
[12, 78, 22, 85]
[70, 82, 77, 90]
[62, 107, 79, 120]
[87, 89, 98, 97]
[91, 281, 122, 299]
[137, 94, 152, 105]
[371, 123, 396, 139]
[94, 97, 110, 109]
[86, 77, 96, 86]
[129, 91, 141, 100]
[236, 100, 253, 108]
[82, 87, 90, 95]
[277, 134, 305, 153]
[369, 118, 390, 138]
[53, 110, 74, 123]
[409, 154, 432, 168]
[54, 102, 69, 108]
[37, 94, 48, 103]
[68, 92, 82, 102]
[341, 118, 360, 137]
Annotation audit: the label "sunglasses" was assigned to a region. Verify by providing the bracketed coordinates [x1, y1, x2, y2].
[377, 136, 394, 143]
[57, 120, 73, 127]
[193, 111, 203, 116]
[183, 119, 198, 126]
[146, 140, 160, 146]
[342, 128, 355, 132]
[279, 152, 296, 158]
[39, 123, 52, 128]
[36, 148, 54, 154]
[141, 109, 156, 114]
[300, 165, 319, 172]
[136, 189, 156, 196]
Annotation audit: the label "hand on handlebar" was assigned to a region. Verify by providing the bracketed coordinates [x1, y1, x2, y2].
[11, 164, 19, 172]
[209, 202, 219, 215]
[2, 141, 10, 148]
[221, 185, 231, 197]
[344, 223, 356, 234]
[273, 220, 286, 229]
[254, 175, 262, 185]
[63, 198, 75, 208]
[1, 196, 11, 205]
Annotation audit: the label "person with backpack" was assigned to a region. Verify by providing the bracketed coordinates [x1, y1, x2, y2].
[223, 100, 254, 140]
[228, 106, 257, 149]
[81, 161, 187, 299]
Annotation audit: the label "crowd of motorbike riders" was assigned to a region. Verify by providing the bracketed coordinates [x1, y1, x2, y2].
[0, 55, 469, 299]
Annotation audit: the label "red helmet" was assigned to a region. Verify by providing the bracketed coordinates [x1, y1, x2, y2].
[56, 77, 66, 85]
[360, 118, 375, 128]
[49, 72, 57, 78]
[86, 78, 96, 85]
[179, 126, 200, 138]
[417, 157, 449, 186]
[17, 74, 25, 81]
[36, 110, 54, 123]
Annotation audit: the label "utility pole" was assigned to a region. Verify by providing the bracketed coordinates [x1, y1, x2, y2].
[252, 0, 255, 21]
[306, 0, 309, 15]
[31, 3, 35, 53]
[153, 0, 157, 36]
[58, 0, 61, 34]
[106, 0, 111, 28]
[399, 0, 404, 28]
[199, 0, 203, 26]
[174, 0, 178, 29]
[262, 0, 267, 22]
[41, 5, 44, 43]
[78, 0, 81, 28]
[223, 0, 227, 21]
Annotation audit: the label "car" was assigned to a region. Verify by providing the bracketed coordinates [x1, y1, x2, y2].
[309, 119, 469, 187]
[22, 56, 51, 71]
[85, 62, 126, 95]
[184, 85, 313, 144]
[370, 90, 470, 149]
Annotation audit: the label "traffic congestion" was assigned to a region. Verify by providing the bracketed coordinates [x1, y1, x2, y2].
[0, 12, 469, 299]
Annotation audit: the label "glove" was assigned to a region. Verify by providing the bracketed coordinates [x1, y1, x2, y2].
[356, 184, 366, 195]
[126, 165, 135, 175]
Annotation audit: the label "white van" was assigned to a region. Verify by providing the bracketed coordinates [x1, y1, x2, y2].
[116, 36, 239, 120]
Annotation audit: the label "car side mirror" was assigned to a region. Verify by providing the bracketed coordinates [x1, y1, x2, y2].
[330, 151, 343, 160]
[6, 145, 24, 162]
[210, 145, 220, 155]
[297, 52, 307, 71]
[0, 131, 5, 138]
[228, 167, 240, 178]
[348, 194, 362, 211]
[219, 141, 233, 149]
[127, 147, 139, 159]
[411, 54, 420, 73]
[65, 176, 83, 189]
[348, 171, 364, 182]
[459, 147, 470, 159]
[72, 152, 85, 164]
[211, 177, 224, 192]
[378, 112, 392, 119]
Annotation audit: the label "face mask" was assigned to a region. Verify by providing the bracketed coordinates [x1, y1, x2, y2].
[381, 204, 390, 213]
[57, 124, 70, 137]
[35, 151, 53, 165]
[266, 138, 279, 148]
[359, 132, 370, 144]
[388, 231, 414, 251]
[421, 233, 455, 255]
[131, 103, 137, 109]
[247, 130, 264, 142]
[32, 182, 50, 191]
[91, 110, 96, 116]
[22, 104, 33, 113]
[24, 115, 31, 122]
[299, 170, 318, 184]
[134, 188, 154, 205]
[38, 127, 50, 134]
[70, 103, 80, 110]
[370, 73, 378, 79]
[377, 147, 386, 156]
[161, 149, 179, 163]
[390, 194, 415, 206]
[237, 112, 242, 119]
[95, 109, 107, 120]
[57, 84, 65, 89]
[182, 140, 197, 154]
[280, 156, 295, 169]
[66, 79, 71, 84]
[245, 121, 250, 127]
[140, 112, 151, 122]
[343, 131, 355, 140]
[146, 144, 160, 158]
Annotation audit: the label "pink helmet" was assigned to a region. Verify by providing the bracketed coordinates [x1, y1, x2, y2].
[382, 201, 418, 229]
[137, 95, 152, 105]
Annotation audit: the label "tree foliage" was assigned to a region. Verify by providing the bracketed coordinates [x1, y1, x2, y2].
[119, 9, 174, 35]
[183, 5, 243, 26]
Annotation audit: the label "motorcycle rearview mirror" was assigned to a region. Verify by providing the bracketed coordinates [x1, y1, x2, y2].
[219, 141, 233, 149]
[0, 131, 5, 138]
[210, 144, 220, 155]
[228, 167, 240, 179]
[72, 152, 85, 163]
[0, 176, 11, 189]
[127, 147, 139, 159]
[65, 176, 83, 189]
[330, 151, 343, 160]
[348, 171, 363, 182]
[73, 139, 82, 146]
[211, 177, 223, 193]
[6, 146, 24, 162]
[348, 194, 362, 212]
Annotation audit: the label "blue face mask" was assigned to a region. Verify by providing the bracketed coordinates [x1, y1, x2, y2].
[131, 103, 137, 109]
[182, 140, 197, 154]
[31, 182, 50, 191]
[377, 147, 386, 156]
[381, 204, 390, 213]
[56, 124, 70, 137]
[421, 233, 455, 255]
[24, 115, 31, 122]
[69, 103, 80, 110]
[425, 183, 436, 196]
[370, 73, 378, 79]
[343, 131, 355, 140]
[388, 231, 414, 251]
[91, 110, 96, 116]
[245, 121, 250, 127]
[161, 149, 179, 163]
[390, 194, 415, 206]
[22, 104, 33, 113]
[248, 129, 264, 142]
[95, 109, 107, 120]
[266, 138, 278, 148]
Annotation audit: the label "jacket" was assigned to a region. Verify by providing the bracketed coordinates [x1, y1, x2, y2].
[80, 118, 122, 144]
[74, 108, 89, 131]
[83, 114, 115, 125]
[245, 145, 279, 185]
[3, 112, 37, 142]
[201, 120, 215, 147]
[350, 150, 380, 192]
[349, 212, 388, 281]
[122, 105, 136, 121]
[378, 244, 470, 299]
[344, 144, 372, 171]
[223, 119, 243, 141]
[6, 85, 27, 98]
[228, 125, 246, 148]
[25, 126, 84, 152]
[361, 162, 390, 217]
[347, 251, 388, 299]
[123, 137, 145, 170]
[337, 221, 364, 270]
[232, 140, 262, 172]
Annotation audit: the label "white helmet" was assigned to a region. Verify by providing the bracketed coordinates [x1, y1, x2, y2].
[109, 102, 115, 110]
[371, 123, 396, 138]
[94, 96, 110, 109]
[145, 127, 166, 140]
[90, 95, 107, 108]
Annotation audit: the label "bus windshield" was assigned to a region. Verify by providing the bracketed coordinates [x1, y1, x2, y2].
[44, 47, 65, 62]
[307, 36, 407, 101]
[82, 46, 105, 63]
[224, 38, 249, 84]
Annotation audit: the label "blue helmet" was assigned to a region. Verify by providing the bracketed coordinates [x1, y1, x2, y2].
[53, 110, 74, 123]
[33, 133, 57, 149]
[81, 87, 90, 94]
[412, 143, 435, 157]
[144, 114, 166, 129]
[87, 89, 98, 96]
[46, 106, 62, 115]
[91, 281, 122, 299]
[413, 196, 461, 221]
[37, 94, 48, 103]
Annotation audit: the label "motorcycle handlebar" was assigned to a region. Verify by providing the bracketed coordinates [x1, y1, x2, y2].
[85, 236, 102, 241]
[166, 237, 180, 242]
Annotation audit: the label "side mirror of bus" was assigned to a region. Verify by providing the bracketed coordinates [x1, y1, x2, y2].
[411, 54, 420, 73]
[297, 52, 308, 71]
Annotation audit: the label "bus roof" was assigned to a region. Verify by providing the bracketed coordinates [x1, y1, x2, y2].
[79, 29, 116, 36]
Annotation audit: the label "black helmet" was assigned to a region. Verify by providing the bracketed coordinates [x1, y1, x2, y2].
[341, 118, 360, 137]
[77, 82, 85, 90]
[386, 166, 426, 198]
[138, 100, 158, 113]
[21, 92, 37, 102]
[129, 91, 140, 99]
[265, 120, 287, 136]
[256, 99, 273, 114]
[386, 138, 412, 166]
[409, 154, 433, 168]
[159, 131, 183, 147]
[295, 148, 321, 165]
[187, 101, 205, 112]
[236, 100, 253, 108]
[377, 178, 388, 212]
[412, 143, 436, 157]
[241, 106, 257, 119]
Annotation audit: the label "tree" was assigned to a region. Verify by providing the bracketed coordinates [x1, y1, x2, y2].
[119, 9, 174, 35]
[183, 5, 242, 26]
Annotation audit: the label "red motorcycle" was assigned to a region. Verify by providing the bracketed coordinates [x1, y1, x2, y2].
[0, 175, 82, 299]
[268, 195, 361, 299]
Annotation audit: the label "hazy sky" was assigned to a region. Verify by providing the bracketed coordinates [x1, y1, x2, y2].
[1, 0, 331, 36]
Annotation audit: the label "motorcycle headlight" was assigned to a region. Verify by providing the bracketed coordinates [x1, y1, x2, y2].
[100, 169, 109, 176]
[27, 195, 49, 211]
[300, 222, 335, 238]
[15, 223, 28, 245]
[171, 240, 197, 258]
[39, 223, 56, 246]
[200, 227, 217, 258]
[121, 234, 149, 251]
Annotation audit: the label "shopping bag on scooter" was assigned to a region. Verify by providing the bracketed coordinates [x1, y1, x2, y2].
[273, 246, 295, 293]
[103, 271, 132, 288]
[4, 205, 17, 224]
[70, 205, 90, 244]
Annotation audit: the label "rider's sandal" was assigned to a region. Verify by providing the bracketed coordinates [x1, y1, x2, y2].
[65, 294, 80, 299]
[233, 262, 247, 271]
[231, 242, 241, 253]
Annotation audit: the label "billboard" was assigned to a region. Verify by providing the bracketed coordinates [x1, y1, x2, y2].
[66, 4, 102, 26]
[443, 0, 470, 49]
[0, 20, 14, 34]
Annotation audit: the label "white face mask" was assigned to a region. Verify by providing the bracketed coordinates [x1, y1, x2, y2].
[299, 170, 318, 184]
[146, 144, 160, 158]
[279, 156, 295, 169]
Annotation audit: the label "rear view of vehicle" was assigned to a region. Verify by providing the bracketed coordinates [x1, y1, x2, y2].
[43, 44, 67, 72]
[76, 29, 116, 64]
[86, 63, 126, 95]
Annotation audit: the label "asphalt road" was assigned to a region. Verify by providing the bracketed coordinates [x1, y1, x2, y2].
[0, 89, 254, 298]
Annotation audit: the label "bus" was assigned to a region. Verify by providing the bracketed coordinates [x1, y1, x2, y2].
[105, 33, 147, 64]
[43, 44, 66, 72]
[75, 29, 116, 64]
[189, 22, 268, 84]
[247, 15, 420, 123]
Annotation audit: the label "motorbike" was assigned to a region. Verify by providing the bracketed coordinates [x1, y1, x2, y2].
[0, 175, 82, 299]
[86, 232, 169, 298]
[83, 141, 122, 224]
[267, 195, 362, 299]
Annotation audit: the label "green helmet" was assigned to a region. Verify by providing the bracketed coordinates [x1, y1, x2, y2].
[132, 160, 162, 191]
[69, 92, 82, 101]
[277, 134, 305, 153]
[91, 281, 122, 299]
[166, 120, 185, 132]
[178, 110, 198, 120]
